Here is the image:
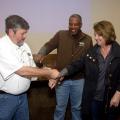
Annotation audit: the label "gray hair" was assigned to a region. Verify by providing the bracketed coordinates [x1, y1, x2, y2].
[5, 15, 29, 34]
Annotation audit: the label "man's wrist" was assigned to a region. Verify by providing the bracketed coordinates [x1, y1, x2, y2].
[38, 46, 47, 56]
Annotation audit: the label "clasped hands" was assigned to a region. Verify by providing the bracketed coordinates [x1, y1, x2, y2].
[48, 69, 63, 89]
[33, 54, 63, 89]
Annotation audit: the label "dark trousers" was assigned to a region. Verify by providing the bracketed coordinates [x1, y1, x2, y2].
[91, 100, 120, 120]
[91, 100, 105, 120]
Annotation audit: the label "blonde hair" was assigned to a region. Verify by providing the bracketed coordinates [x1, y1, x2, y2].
[93, 20, 116, 45]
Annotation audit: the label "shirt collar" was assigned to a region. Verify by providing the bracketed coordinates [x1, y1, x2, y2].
[5, 34, 24, 50]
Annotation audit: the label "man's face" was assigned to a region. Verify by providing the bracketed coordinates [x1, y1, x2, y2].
[11, 28, 28, 46]
[69, 17, 81, 36]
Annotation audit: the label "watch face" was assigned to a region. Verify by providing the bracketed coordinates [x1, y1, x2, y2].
[36, 62, 43, 68]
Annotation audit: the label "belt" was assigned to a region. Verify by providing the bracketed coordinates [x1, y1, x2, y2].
[0, 90, 6, 94]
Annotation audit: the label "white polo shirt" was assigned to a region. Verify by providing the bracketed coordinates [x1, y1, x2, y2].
[0, 35, 36, 95]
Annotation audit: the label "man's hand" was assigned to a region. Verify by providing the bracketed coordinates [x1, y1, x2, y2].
[48, 69, 65, 89]
[49, 69, 60, 79]
[33, 54, 45, 63]
[48, 69, 62, 89]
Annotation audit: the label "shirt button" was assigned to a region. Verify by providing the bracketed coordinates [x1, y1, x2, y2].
[89, 56, 92, 59]
[109, 74, 112, 77]
[86, 54, 89, 57]
[93, 59, 96, 62]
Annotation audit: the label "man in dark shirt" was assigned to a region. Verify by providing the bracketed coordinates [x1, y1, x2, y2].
[36, 14, 93, 120]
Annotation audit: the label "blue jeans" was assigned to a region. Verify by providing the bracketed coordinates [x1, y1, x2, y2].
[54, 79, 84, 120]
[0, 93, 29, 120]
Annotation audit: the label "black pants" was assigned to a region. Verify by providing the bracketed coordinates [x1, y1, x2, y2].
[82, 100, 120, 120]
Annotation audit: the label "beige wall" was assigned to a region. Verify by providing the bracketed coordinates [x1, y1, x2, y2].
[91, 0, 120, 44]
[27, 32, 55, 54]
[27, 0, 120, 53]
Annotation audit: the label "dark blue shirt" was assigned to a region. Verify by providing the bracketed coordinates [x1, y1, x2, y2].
[94, 47, 113, 101]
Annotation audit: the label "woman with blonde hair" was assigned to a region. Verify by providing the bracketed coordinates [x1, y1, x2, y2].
[52, 20, 120, 120]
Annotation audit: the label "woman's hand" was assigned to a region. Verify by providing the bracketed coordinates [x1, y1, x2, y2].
[48, 79, 58, 89]
[110, 91, 120, 107]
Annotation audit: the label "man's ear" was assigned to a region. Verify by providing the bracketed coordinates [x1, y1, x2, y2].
[8, 29, 14, 35]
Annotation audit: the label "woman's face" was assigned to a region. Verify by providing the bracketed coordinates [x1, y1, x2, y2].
[94, 32, 106, 47]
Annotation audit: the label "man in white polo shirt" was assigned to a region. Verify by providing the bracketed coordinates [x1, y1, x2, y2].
[0, 15, 59, 120]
